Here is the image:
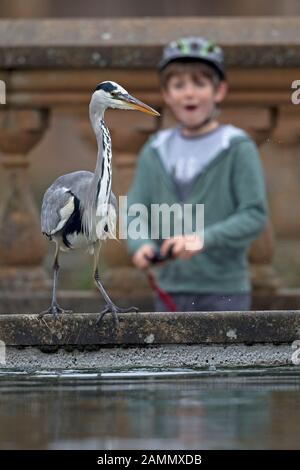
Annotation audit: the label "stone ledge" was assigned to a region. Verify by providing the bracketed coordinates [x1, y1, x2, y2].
[0, 311, 300, 347]
[1, 18, 300, 68]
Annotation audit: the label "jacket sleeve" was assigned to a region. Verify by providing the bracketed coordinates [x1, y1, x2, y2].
[204, 139, 268, 250]
[125, 141, 159, 255]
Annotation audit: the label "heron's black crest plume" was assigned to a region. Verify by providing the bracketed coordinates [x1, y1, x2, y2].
[95, 82, 117, 93]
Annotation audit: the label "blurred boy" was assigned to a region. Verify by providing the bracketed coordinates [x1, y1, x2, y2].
[126, 37, 268, 312]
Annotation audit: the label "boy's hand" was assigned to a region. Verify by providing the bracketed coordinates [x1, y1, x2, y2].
[132, 244, 156, 270]
[161, 235, 203, 260]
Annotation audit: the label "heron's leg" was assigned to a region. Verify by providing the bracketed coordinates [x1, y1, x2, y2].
[93, 247, 138, 326]
[38, 243, 72, 319]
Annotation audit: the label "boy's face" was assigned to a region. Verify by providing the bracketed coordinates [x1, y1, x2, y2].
[162, 72, 227, 130]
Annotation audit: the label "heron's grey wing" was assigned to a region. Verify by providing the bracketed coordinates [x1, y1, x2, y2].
[41, 170, 94, 238]
[41, 186, 75, 236]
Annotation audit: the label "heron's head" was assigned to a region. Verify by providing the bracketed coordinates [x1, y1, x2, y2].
[92, 81, 160, 116]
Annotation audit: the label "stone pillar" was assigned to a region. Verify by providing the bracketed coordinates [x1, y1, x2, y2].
[0, 109, 49, 291]
[262, 105, 300, 237]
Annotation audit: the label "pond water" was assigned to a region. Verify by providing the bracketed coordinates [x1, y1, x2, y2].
[0, 366, 300, 450]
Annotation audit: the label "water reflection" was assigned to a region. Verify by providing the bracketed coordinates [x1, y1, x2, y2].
[0, 368, 300, 449]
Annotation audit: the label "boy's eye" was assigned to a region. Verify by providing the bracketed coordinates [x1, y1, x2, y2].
[172, 81, 185, 89]
[194, 78, 207, 87]
[172, 80, 206, 90]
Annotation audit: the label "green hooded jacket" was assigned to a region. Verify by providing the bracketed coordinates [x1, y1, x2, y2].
[126, 127, 268, 294]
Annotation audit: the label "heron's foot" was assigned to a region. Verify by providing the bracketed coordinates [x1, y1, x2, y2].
[38, 303, 73, 319]
[96, 303, 139, 327]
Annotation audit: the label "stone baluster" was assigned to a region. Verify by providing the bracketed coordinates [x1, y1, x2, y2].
[263, 105, 300, 237]
[0, 109, 49, 291]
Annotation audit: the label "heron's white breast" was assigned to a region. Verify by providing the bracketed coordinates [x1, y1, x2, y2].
[94, 122, 112, 239]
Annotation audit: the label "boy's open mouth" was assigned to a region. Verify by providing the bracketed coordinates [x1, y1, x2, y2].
[184, 105, 198, 111]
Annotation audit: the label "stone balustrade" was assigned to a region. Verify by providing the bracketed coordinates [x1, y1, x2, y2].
[0, 18, 299, 305]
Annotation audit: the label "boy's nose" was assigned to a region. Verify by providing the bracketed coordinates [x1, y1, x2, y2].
[183, 84, 197, 96]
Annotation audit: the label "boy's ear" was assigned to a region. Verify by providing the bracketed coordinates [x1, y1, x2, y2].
[214, 81, 228, 104]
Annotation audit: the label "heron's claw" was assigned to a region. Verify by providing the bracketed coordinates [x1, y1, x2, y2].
[96, 304, 139, 327]
[38, 304, 73, 319]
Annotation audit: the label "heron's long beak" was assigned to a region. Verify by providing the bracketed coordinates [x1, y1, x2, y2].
[119, 93, 160, 116]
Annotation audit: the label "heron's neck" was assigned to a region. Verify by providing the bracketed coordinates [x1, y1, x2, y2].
[89, 102, 112, 206]
[81, 99, 112, 238]
[89, 103, 107, 189]
[89, 100, 105, 150]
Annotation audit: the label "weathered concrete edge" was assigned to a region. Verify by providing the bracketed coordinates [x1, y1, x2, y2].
[1, 311, 300, 346]
[2, 344, 296, 371]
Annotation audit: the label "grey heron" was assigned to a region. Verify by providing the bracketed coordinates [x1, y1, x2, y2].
[40, 81, 160, 325]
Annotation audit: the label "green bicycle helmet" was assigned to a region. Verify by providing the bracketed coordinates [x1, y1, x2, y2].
[158, 37, 225, 79]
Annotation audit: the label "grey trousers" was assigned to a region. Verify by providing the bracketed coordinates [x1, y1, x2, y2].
[154, 292, 251, 312]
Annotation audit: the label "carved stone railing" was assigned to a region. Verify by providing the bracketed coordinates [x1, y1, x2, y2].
[0, 18, 299, 300]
